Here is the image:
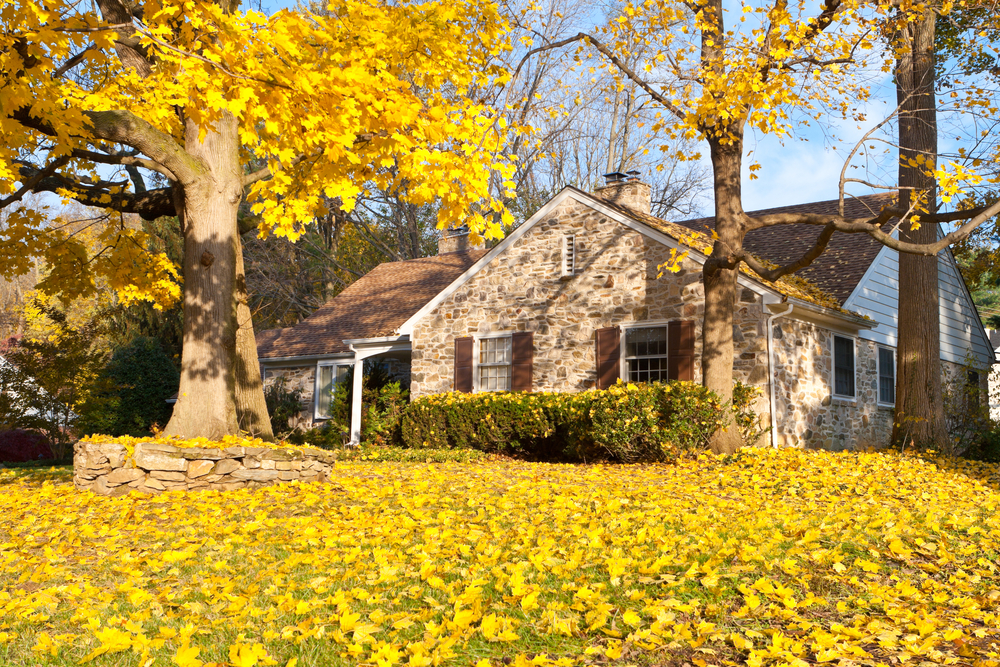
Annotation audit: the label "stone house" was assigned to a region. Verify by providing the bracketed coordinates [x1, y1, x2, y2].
[257, 175, 993, 449]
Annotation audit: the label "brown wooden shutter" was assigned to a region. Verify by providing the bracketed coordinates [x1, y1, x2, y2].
[454, 337, 473, 392]
[595, 326, 621, 389]
[511, 331, 534, 392]
[668, 320, 695, 381]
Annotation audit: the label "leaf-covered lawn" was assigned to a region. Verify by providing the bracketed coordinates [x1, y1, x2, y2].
[2, 449, 1000, 667]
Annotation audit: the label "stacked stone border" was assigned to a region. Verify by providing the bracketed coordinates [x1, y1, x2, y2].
[74, 440, 336, 496]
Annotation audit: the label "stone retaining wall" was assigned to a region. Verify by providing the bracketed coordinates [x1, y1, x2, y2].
[74, 440, 336, 496]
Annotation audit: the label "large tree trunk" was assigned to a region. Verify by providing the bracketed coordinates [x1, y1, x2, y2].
[892, 13, 948, 448]
[163, 113, 242, 439]
[703, 139, 745, 454]
[234, 235, 274, 440]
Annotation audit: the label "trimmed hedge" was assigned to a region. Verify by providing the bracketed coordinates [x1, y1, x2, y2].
[399, 381, 754, 463]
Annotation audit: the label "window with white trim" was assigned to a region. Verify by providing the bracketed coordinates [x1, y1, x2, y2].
[877, 346, 895, 405]
[624, 325, 669, 383]
[832, 335, 855, 398]
[477, 336, 511, 391]
[316, 363, 351, 418]
[562, 235, 576, 276]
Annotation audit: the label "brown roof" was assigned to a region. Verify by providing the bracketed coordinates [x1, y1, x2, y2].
[257, 249, 488, 358]
[674, 193, 898, 305]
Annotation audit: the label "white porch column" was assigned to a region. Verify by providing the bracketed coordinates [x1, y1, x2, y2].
[345, 336, 411, 448]
[350, 358, 364, 446]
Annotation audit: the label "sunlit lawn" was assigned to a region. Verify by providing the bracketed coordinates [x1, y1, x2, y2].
[2, 448, 1000, 666]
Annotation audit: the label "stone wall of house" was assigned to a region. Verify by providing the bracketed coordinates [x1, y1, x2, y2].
[75, 440, 336, 496]
[772, 318, 988, 450]
[409, 198, 773, 429]
[382, 357, 412, 389]
[773, 319, 892, 451]
[263, 365, 317, 428]
[771, 319, 892, 450]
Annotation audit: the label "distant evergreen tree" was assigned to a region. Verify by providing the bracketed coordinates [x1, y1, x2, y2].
[81, 337, 179, 436]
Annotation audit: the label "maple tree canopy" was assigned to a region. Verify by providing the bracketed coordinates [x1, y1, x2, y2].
[1, 0, 517, 308]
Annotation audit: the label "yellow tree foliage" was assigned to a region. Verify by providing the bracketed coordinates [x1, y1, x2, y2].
[1, 0, 517, 437]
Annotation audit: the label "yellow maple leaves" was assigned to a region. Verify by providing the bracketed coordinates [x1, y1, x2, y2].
[2, 448, 1000, 665]
[2, 0, 519, 312]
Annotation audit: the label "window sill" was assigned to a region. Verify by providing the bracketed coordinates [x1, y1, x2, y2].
[830, 395, 856, 405]
[877, 403, 895, 411]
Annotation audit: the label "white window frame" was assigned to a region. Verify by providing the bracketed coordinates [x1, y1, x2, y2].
[473, 333, 513, 392]
[314, 360, 353, 420]
[621, 320, 675, 384]
[562, 235, 576, 277]
[831, 333, 857, 401]
[876, 345, 896, 407]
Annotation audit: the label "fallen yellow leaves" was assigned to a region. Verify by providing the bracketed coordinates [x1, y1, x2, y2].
[1, 448, 1000, 666]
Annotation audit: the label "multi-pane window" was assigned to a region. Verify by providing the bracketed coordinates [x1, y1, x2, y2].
[833, 335, 855, 398]
[478, 336, 511, 391]
[316, 363, 350, 418]
[625, 326, 669, 383]
[878, 347, 895, 405]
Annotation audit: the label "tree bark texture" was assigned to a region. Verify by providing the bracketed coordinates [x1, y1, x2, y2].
[702, 139, 745, 454]
[892, 13, 949, 448]
[163, 112, 242, 439]
[234, 234, 275, 440]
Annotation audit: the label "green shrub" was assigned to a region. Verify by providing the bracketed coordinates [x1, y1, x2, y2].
[264, 377, 303, 437]
[362, 382, 409, 447]
[399, 390, 556, 457]
[288, 378, 410, 450]
[399, 380, 739, 463]
[732, 381, 771, 445]
[79, 336, 178, 438]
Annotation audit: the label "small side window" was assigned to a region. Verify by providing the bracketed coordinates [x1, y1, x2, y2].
[562, 235, 576, 276]
[316, 364, 350, 418]
[833, 335, 855, 398]
[878, 347, 895, 405]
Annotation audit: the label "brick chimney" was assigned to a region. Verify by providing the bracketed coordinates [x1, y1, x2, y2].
[438, 226, 483, 254]
[594, 170, 651, 215]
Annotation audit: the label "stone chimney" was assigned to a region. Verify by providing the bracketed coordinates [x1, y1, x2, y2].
[594, 170, 651, 215]
[438, 226, 483, 254]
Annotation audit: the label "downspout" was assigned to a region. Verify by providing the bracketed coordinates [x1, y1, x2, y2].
[766, 302, 794, 449]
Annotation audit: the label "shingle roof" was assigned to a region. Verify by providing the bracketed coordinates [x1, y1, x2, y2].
[257, 249, 487, 359]
[674, 193, 898, 305]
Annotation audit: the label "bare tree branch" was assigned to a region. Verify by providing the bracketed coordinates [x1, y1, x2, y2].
[511, 32, 688, 123]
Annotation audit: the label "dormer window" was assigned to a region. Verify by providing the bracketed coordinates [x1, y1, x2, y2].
[562, 235, 576, 276]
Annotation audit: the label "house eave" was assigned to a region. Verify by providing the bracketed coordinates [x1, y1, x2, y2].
[780, 298, 876, 333]
[259, 352, 353, 365]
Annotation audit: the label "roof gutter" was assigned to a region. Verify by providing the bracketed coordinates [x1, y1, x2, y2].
[784, 297, 875, 332]
[766, 302, 794, 449]
[258, 352, 353, 364]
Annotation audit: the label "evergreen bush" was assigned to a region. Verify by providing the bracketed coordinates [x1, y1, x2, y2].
[399, 380, 750, 463]
[80, 336, 179, 437]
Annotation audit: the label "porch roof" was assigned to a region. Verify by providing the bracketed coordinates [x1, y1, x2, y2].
[257, 249, 487, 359]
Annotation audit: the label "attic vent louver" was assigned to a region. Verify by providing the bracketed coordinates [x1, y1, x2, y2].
[562, 235, 576, 276]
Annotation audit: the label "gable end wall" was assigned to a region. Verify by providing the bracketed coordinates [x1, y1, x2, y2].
[408, 198, 773, 430]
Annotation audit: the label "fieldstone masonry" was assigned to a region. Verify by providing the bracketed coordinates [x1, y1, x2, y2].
[409, 199, 773, 432]
[74, 440, 337, 496]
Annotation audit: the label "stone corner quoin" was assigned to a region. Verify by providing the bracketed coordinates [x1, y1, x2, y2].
[73, 440, 338, 496]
